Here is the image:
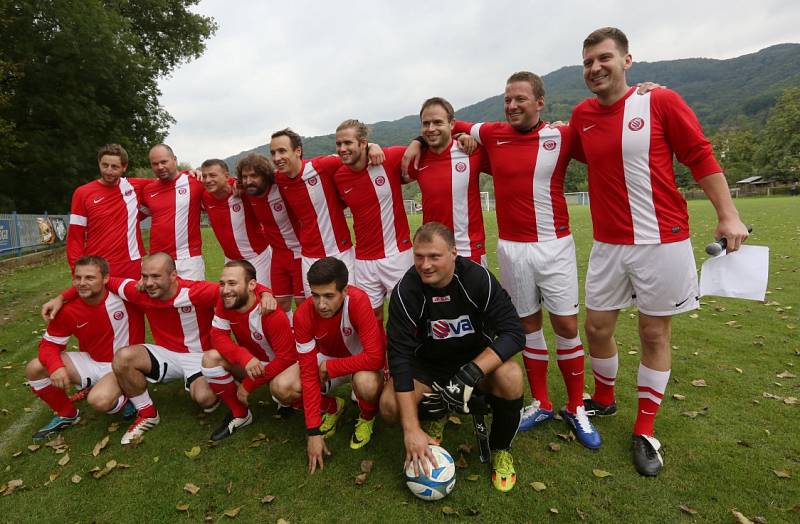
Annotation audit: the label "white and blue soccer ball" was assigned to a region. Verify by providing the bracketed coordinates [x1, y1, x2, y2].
[404, 445, 456, 501]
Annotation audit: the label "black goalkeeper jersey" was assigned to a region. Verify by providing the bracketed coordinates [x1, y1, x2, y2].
[387, 256, 523, 392]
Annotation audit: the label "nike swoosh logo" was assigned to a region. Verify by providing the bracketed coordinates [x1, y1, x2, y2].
[496, 140, 512, 145]
[93, 197, 105, 204]
[314, 333, 327, 340]
[582, 124, 597, 132]
[675, 297, 691, 307]
[149, 193, 159, 198]
[641, 410, 655, 415]
[343, 187, 353, 194]
[416, 165, 430, 171]
[571, 371, 584, 376]
[77, 322, 88, 328]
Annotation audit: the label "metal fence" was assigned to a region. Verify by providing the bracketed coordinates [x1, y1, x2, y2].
[0, 212, 71, 257]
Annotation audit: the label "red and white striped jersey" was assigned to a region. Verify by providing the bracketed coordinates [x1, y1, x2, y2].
[38, 290, 145, 374]
[294, 285, 384, 429]
[407, 140, 489, 261]
[454, 120, 573, 242]
[275, 156, 353, 259]
[67, 178, 149, 275]
[333, 147, 412, 260]
[242, 184, 302, 257]
[140, 172, 204, 259]
[202, 189, 269, 260]
[570, 87, 721, 245]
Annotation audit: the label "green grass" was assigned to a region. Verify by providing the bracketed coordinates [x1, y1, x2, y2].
[0, 197, 798, 523]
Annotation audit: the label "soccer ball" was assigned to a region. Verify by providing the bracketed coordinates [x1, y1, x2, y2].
[404, 445, 456, 500]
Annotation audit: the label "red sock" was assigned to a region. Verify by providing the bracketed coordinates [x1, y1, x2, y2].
[203, 366, 247, 418]
[590, 355, 618, 406]
[556, 335, 585, 413]
[633, 364, 670, 436]
[357, 397, 378, 421]
[523, 330, 551, 410]
[320, 395, 339, 414]
[31, 379, 77, 418]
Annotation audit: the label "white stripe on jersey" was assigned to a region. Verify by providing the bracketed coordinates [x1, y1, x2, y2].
[174, 287, 202, 352]
[229, 196, 257, 258]
[116, 279, 136, 301]
[340, 296, 363, 356]
[104, 292, 130, 351]
[268, 184, 301, 256]
[533, 127, 562, 241]
[118, 178, 141, 261]
[367, 164, 400, 257]
[247, 307, 275, 361]
[469, 123, 484, 145]
[449, 142, 472, 258]
[174, 175, 191, 259]
[302, 163, 339, 256]
[212, 315, 230, 330]
[622, 92, 660, 243]
[296, 339, 315, 354]
[70, 214, 87, 227]
[43, 332, 70, 345]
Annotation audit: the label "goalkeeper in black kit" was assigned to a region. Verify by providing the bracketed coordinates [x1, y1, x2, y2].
[379, 222, 525, 492]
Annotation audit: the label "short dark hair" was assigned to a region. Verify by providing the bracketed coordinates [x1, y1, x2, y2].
[583, 27, 629, 55]
[506, 71, 545, 99]
[307, 257, 348, 291]
[420, 97, 455, 122]
[236, 153, 275, 185]
[413, 222, 455, 249]
[271, 128, 303, 158]
[74, 255, 109, 276]
[96, 144, 129, 166]
[200, 159, 229, 172]
[224, 259, 257, 282]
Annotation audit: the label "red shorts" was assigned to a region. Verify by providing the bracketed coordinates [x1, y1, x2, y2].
[270, 249, 303, 299]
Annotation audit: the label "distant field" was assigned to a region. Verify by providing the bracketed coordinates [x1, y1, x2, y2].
[0, 197, 797, 523]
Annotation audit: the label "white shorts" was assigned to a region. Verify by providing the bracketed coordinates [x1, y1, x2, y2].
[225, 246, 272, 287]
[317, 354, 352, 394]
[585, 239, 699, 316]
[497, 235, 579, 317]
[301, 248, 355, 297]
[63, 352, 112, 389]
[355, 250, 413, 308]
[175, 255, 206, 281]
[143, 345, 204, 391]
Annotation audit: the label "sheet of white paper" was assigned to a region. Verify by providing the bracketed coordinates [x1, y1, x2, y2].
[699, 245, 769, 301]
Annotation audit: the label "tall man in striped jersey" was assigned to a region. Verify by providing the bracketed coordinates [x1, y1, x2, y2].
[140, 144, 206, 280]
[27, 256, 143, 440]
[572, 27, 748, 475]
[200, 159, 272, 285]
[333, 119, 413, 321]
[238, 153, 305, 319]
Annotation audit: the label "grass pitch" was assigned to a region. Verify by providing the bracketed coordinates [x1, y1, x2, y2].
[0, 197, 798, 523]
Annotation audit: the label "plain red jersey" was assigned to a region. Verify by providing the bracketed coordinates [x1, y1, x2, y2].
[333, 146, 412, 260]
[407, 140, 489, 261]
[294, 285, 384, 430]
[202, 189, 269, 260]
[140, 172, 204, 259]
[39, 290, 144, 374]
[210, 294, 296, 392]
[242, 184, 302, 257]
[570, 87, 721, 245]
[454, 120, 573, 242]
[275, 156, 352, 259]
[67, 177, 149, 275]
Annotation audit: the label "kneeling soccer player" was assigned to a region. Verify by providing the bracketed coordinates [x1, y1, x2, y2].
[380, 222, 525, 492]
[291, 257, 385, 473]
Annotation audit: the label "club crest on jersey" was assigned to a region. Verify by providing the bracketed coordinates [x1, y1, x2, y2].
[342, 327, 353, 336]
[455, 162, 467, 173]
[429, 315, 475, 340]
[232, 203, 241, 212]
[124, 189, 133, 197]
[252, 331, 263, 340]
[628, 117, 645, 131]
[307, 176, 318, 186]
[374, 176, 385, 186]
[113, 311, 125, 320]
[273, 203, 283, 212]
[178, 187, 188, 195]
[181, 306, 193, 313]
[432, 295, 451, 303]
[543, 139, 557, 151]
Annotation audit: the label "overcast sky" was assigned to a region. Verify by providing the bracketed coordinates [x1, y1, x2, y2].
[158, 0, 800, 167]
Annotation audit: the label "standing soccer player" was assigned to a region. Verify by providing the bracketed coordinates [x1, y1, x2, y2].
[380, 223, 525, 492]
[572, 27, 748, 475]
[200, 159, 272, 285]
[333, 119, 413, 320]
[28, 256, 142, 439]
[202, 260, 297, 441]
[291, 258, 385, 473]
[140, 144, 206, 280]
[238, 153, 305, 318]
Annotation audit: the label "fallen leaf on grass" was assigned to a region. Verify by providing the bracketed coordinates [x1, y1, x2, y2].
[752, 517, 767, 524]
[447, 415, 462, 425]
[107, 422, 119, 433]
[689, 313, 699, 319]
[184, 446, 201, 459]
[251, 433, 267, 442]
[672, 394, 686, 401]
[679, 504, 698, 515]
[184, 483, 200, 495]
[784, 397, 798, 405]
[70, 474, 81, 484]
[455, 454, 468, 469]
[530, 481, 546, 492]
[557, 432, 576, 441]
[576, 509, 588, 520]
[763, 392, 782, 400]
[548, 442, 561, 452]
[2, 479, 23, 496]
[176, 502, 189, 512]
[466, 474, 480, 481]
[458, 443, 472, 455]
[92, 435, 109, 457]
[277, 519, 290, 524]
[354, 472, 368, 486]
[592, 469, 612, 478]
[682, 411, 700, 419]
[773, 469, 791, 478]
[691, 379, 707, 387]
[777, 370, 797, 379]
[261, 494, 275, 504]
[11, 451, 21, 458]
[732, 510, 753, 523]
[465, 508, 480, 516]
[223, 507, 241, 518]
[360, 460, 374, 473]
[442, 506, 459, 516]
[549, 508, 559, 514]
[58, 454, 70, 466]
[226, 480, 233, 494]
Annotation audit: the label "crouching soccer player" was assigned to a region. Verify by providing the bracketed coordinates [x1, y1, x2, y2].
[380, 222, 525, 492]
[29, 256, 142, 439]
[202, 260, 298, 441]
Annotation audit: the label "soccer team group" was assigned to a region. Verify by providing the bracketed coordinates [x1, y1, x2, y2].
[28, 27, 749, 492]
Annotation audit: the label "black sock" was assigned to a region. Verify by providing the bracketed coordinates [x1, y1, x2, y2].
[488, 395, 523, 451]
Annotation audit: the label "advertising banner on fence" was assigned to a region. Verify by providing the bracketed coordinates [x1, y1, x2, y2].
[0, 219, 11, 251]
